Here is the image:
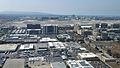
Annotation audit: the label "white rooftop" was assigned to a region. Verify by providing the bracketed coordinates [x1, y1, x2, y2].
[29, 57, 44, 61]
[79, 48, 87, 51]
[43, 24, 58, 26]
[20, 44, 34, 50]
[78, 53, 97, 59]
[81, 25, 92, 28]
[0, 44, 18, 51]
[40, 37, 57, 42]
[66, 60, 94, 68]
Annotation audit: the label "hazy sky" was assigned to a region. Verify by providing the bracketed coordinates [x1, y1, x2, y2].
[0, 0, 120, 15]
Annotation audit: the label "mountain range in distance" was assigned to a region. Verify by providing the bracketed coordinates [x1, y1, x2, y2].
[0, 11, 120, 17]
[0, 11, 56, 16]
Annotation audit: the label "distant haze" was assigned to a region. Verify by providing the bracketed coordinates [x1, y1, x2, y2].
[0, 0, 120, 16]
[0, 11, 54, 16]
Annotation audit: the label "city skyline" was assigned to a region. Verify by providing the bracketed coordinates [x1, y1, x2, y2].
[0, 0, 120, 16]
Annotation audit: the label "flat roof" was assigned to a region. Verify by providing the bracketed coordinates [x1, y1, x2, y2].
[79, 48, 87, 51]
[78, 53, 97, 58]
[40, 37, 57, 42]
[51, 62, 66, 68]
[66, 60, 94, 68]
[57, 34, 71, 39]
[28, 57, 50, 68]
[29, 57, 44, 61]
[65, 42, 81, 48]
[19, 44, 34, 50]
[48, 42, 66, 49]
[3, 59, 25, 68]
[81, 25, 92, 28]
[43, 24, 58, 26]
[0, 44, 18, 51]
[31, 65, 51, 68]
[37, 43, 48, 48]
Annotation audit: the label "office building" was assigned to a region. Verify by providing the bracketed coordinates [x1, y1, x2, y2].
[95, 23, 100, 28]
[42, 24, 58, 34]
[112, 23, 120, 29]
[27, 24, 41, 35]
[101, 23, 108, 28]
[27, 24, 41, 29]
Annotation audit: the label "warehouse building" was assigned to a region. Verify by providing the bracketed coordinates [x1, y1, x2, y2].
[19, 44, 34, 51]
[66, 60, 94, 68]
[48, 42, 66, 50]
[51, 62, 66, 68]
[40, 37, 57, 43]
[78, 53, 99, 61]
[3, 59, 25, 68]
[0, 44, 18, 52]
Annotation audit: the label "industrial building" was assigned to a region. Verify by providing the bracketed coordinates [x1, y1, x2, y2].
[48, 42, 66, 50]
[51, 62, 66, 68]
[66, 60, 94, 68]
[11, 29, 26, 34]
[0, 44, 18, 52]
[28, 57, 51, 68]
[3, 59, 25, 68]
[19, 44, 34, 50]
[40, 37, 57, 43]
[4, 34, 39, 43]
[78, 53, 98, 61]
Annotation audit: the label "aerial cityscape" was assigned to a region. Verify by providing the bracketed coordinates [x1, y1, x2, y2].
[0, 0, 120, 68]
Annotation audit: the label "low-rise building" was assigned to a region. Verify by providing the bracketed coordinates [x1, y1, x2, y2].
[3, 59, 25, 68]
[28, 57, 51, 68]
[51, 62, 66, 68]
[48, 42, 66, 50]
[40, 37, 57, 43]
[19, 44, 34, 50]
[78, 53, 99, 61]
[0, 44, 18, 52]
[66, 60, 94, 68]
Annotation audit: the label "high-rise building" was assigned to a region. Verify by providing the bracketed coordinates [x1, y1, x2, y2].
[112, 23, 120, 29]
[27, 24, 41, 29]
[95, 23, 100, 28]
[42, 24, 58, 34]
[101, 23, 108, 28]
[27, 24, 41, 35]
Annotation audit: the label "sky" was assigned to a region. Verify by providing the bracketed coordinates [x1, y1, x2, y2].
[0, 0, 120, 16]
